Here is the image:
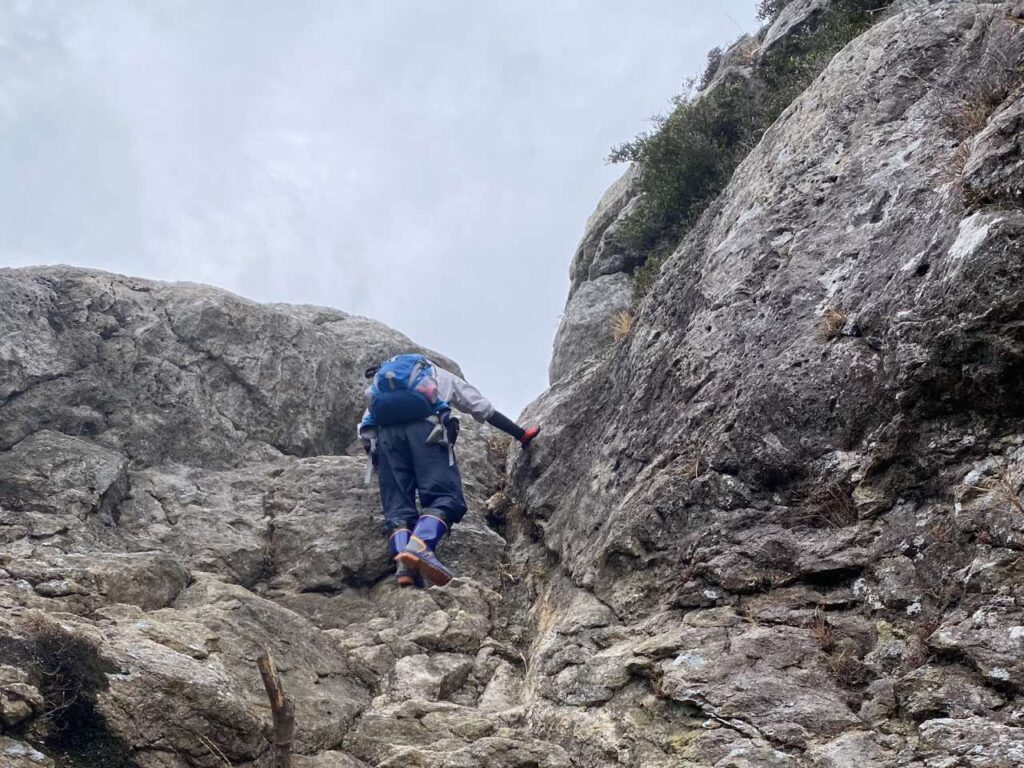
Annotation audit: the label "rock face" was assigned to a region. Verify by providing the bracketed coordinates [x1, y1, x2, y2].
[548, 273, 633, 383]
[0, 267, 512, 767]
[548, 0, 863, 384]
[511, 2, 1024, 766]
[550, 166, 641, 383]
[761, 0, 832, 54]
[3, 3, 1024, 768]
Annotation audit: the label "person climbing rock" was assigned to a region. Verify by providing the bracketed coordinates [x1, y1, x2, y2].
[359, 353, 540, 588]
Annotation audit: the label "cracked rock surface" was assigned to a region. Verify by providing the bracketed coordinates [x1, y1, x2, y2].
[0, 267, 510, 766]
[509, 2, 1024, 766]
[3, 2, 1024, 767]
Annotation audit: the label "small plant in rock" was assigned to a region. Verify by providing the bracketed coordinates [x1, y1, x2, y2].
[939, 141, 974, 186]
[964, 462, 1024, 514]
[926, 517, 957, 546]
[739, 598, 764, 626]
[610, 0, 895, 305]
[930, 48, 1024, 199]
[986, 464, 1024, 515]
[484, 489, 520, 538]
[757, 0, 793, 22]
[31, 623, 100, 732]
[904, 618, 941, 670]
[817, 307, 849, 341]
[828, 647, 869, 688]
[788, 481, 858, 528]
[956, 97, 998, 138]
[631, 251, 667, 304]
[700, 46, 724, 90]
[818, 482, 858, 526]
[918, 558, 968, 613]
[925, 48, 1024, 141]
[809, 607, 835, 652]
[25, 620, 134, 768]
[486, 433, 513, 465]
[610, 309, 635, 341]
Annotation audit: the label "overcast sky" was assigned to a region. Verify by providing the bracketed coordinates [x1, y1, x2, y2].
[1, 0, 760, 414]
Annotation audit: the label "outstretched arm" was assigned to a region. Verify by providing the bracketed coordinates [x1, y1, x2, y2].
[433, 364, 540, 446]
[486, 410, 540, 446]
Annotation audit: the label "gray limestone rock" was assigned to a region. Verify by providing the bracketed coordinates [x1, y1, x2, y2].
[963, 84, 1024, 207]
[0, 430, 128, 522]
[509, 3, 1024, 765]
[567, 164, 641, 290]
[0, 266, 515, 765]
[3, 2, 1024, 767]
[929, 599, 1024, 688]
[548, 272, 633, 383]
[0, 737, 54, 768]
[761, 0, 833, 56]
[918, 717, 1024, 767]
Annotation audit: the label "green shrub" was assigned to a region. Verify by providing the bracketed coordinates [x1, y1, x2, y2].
[699, 46, 724, 90]
[759, 0, 892, 111]
[608, 76, 769, 258]
[757, 0, 793, 23]
[631, 250, 668, 302]
[611, 0, 893, 304]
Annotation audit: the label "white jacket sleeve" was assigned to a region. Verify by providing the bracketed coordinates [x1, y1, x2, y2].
[433, 365, 495, 422]
[357, 383, 376, 438]
[357, 409, 373, 439]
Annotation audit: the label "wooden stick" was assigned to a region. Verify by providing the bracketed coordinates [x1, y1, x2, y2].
[257, 652, 295, 768]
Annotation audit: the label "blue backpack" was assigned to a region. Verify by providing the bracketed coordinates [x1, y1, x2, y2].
[366, 354, 449, 426]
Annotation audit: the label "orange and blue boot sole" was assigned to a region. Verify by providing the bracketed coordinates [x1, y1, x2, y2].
[396, 514, 454, 587]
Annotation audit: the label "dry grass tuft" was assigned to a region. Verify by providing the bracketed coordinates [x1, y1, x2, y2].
[788, 481, 858, 529]
[677, 450, 709, 481]
[809, 607, 835, 652]
[912, 510, 973, 611]
[817, 307, 848, 341]
[927, 517, 956, 546]
[965, 462, 1024, 514]
[939, 141, 974, 186]
[739, 599, 763, 627]
[195, 732, 235, 767]
[956, 97, 999, 138]
[987, 465, 1024, 515]
[942, 51, 1023, 141]
[828, 648, 868, 687]
[808, 606, 868, 686]
[905, 619, 941, 670]
[611, 310, 635, 341]
[911, 49, 1024, 188]
[28, 621, 103, 730]
[486, 433, 513, 465]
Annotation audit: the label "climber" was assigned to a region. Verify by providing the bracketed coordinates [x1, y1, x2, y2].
[359, 353, 540, 588]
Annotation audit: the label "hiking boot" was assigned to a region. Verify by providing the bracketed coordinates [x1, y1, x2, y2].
[389, 528, 423, 588]
[395, 514, 454, 587]
[520, 426, 541, 447]
[396, 561, 425, 588]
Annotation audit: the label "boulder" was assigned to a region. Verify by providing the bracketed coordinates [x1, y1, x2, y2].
[549, 272, 633, 383]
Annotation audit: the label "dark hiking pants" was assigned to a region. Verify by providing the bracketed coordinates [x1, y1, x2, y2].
[376, 420, 467, 532]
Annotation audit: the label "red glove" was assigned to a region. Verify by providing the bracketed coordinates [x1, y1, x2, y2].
[520, 426, 540, 447]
